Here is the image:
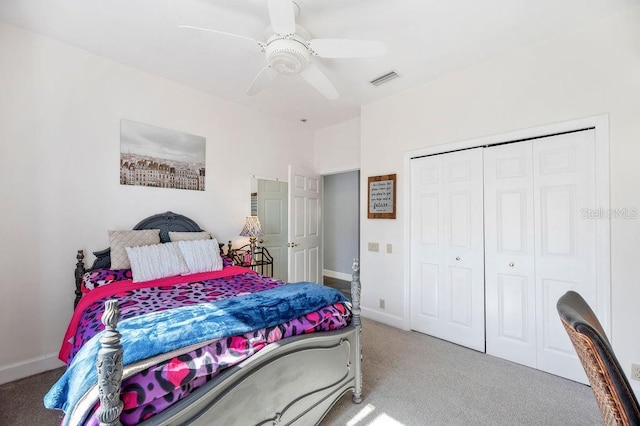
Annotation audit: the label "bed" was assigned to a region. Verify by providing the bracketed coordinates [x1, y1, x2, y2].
[45, 211, 362, 425]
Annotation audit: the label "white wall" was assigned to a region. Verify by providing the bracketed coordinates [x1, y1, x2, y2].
[313, 117, 360, 175]
[0, 22, 313, 383]
[359, 6, 640, 395]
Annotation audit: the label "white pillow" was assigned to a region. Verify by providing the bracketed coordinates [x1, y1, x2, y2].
[125, 242, 189, 283]
[168, 231, 212, 242]
[177, 238, 223, 274]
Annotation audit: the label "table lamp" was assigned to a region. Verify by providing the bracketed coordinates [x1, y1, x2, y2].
[239, 215, 264, 262]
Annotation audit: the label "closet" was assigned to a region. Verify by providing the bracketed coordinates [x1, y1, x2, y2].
[410, 129, 606, 383]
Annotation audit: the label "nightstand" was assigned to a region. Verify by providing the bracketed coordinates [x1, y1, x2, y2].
[232, 244, 274, 277]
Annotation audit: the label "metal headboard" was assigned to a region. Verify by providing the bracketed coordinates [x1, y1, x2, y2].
[90, 211, 203, 270]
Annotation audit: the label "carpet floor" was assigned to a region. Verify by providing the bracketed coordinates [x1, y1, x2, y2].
[321, 320, 600, 425]
[0, 319, 600, 425]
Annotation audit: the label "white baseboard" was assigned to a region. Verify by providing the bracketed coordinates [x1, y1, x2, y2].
[323, 269, 352, 282]
[360, 306, 405, 329]
[0, 353, 64, 385]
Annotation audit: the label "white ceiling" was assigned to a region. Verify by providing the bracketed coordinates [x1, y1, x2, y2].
[0, 0, 636, 130]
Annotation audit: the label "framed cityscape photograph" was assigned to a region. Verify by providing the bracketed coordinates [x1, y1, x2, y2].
[120, 119, 206, 191]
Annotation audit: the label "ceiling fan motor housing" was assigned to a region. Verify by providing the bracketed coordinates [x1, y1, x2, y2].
[265, 35, 310, 75]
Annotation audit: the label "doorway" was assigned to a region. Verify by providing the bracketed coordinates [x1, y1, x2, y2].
[322, 170, 360, 294]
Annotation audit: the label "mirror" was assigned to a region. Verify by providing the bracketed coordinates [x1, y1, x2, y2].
[251, 177, 288, 281]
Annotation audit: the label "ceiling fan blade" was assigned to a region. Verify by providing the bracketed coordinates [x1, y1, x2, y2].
[179, 25, 261, 46]
[246, 65, 278, 96]
[300, 63, 339, 100]
[308, 39, 386, 58]
[267, 0, 296, 35]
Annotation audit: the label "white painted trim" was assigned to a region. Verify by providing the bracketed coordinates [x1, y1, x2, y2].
[322, 269, 352, 282]
[250, 174, 287, 183]
[402, 153, 413, 331]
[593, 117, 612, 339]
[361, 306, 407, 330]
[0, 353, 64, 385]
[322, 167, 360, 176]
[403, 114, 611, 336]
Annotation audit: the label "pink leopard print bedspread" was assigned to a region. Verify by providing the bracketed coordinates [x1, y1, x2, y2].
[65, 267, 284, 363]
[62, 266, 351, 425]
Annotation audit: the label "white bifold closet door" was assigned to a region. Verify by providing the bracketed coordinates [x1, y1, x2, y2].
[484, 130, 597, 384]
[410, 147, 485, 352]
[484, 141, 537, 368]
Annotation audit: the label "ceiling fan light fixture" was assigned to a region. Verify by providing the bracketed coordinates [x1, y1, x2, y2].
[182, 0, 385, 98]
[265, 37, 310, 75]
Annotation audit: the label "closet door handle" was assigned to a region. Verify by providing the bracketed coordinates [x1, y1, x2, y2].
[509, 262, 515, 267]
[455, 256, 461, 261]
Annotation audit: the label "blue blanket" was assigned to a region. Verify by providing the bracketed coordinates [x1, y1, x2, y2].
[44, 282, 347, 422]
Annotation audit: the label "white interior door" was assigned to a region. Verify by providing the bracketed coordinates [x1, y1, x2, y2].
[484, 141, 537, 367]
[410, 126, 607, 383]
[410, 148, 485, 352]
[257, 179, 288, 280]
[485, 130, 598, 383]
[534, 130, 597, 384]
[288, 165, 322, 283]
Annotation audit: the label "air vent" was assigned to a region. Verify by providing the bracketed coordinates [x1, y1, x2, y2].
[369, 70, 400, 87]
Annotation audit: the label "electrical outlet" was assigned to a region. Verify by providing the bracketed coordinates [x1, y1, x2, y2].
[368, 242, 379, 252]
[386, 243, 393, 253]
[632, 363, 640, 381]
[379, 299, 385, 309]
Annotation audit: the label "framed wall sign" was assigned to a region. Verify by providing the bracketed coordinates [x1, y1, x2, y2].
[368, 174, 396, 219]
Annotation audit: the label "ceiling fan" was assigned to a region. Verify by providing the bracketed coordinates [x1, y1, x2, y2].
[179, 0, 385, 99]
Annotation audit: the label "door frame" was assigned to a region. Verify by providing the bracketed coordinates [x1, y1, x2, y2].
[402, 114, 611, 336]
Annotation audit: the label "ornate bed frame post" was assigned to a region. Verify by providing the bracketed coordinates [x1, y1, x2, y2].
[351, 258, 363, 404]
[97, 300, 124, 426]
[74, 250, 86, 309]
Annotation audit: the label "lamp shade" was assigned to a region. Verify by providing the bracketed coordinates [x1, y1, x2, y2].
[239, 216, 264, 238]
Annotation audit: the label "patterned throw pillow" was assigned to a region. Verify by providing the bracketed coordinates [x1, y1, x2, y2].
[222, 255, 233, 267]
[126, 242, 190, 283]
[82, 268, 132, 291]
[168, 231, 212, 241]
[108, 229, 161, 269]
